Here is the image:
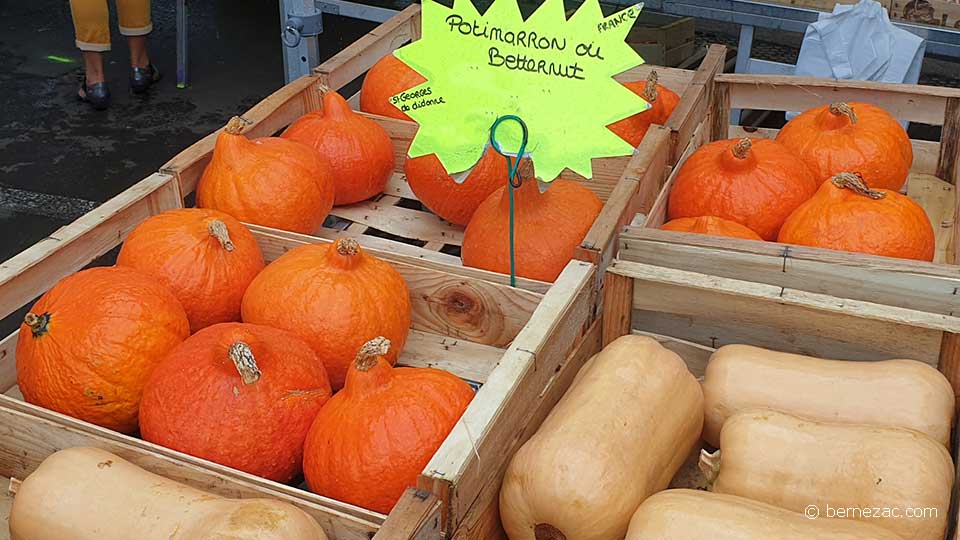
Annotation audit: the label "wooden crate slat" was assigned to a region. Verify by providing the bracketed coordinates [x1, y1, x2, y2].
[398, 330, 505, 384]
[908, 174, 957, 264]
[330, 200, 464, 246]
[385, 172, 417, 200]
[308, 226, 462, 266]
[375, 488, 443, 540]
[610, 259, 955, 363]
[419, 261, 597, 533]
[719, 73, 960, 126]
[445, 319, 602, 540]
[246, 225, 552, 294]
[0, 404, 382, 540]
[0, 173, 181, 322]
[620, 228, 960, 315]
[664, 45, 727, 163]
[0, 331, 15, 393]
[314, 4, 421, 91]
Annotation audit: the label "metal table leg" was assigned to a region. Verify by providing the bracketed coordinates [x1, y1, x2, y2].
[176, 0, 187, 88]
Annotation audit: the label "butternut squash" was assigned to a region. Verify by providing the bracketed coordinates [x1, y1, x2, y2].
[703, 409, 953, 540]
[626, 489, 905, 540]
[499, 335, 703, 540]
[702, 344, 954, 447]
[9, 447, 327, 540]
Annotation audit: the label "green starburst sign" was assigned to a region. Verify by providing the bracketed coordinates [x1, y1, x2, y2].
[392, 0, 648, 182]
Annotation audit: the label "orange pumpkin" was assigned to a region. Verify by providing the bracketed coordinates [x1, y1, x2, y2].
[359, 54, 426, 121]
[16, 266, 189, 434]
[139, 323, 332, 483]
[608, 71, 681, 147]
[776, 102, 912, 191]
[303, 337, 473, 513]
[405, 147, 509, 226]
[462, 176, 602, 282]
[667, 138, 818, 240]
[241, 238, 411, 390]
[661, 216, 763, 241]
[196, 116, 335, 234]
[116, 208, 265, 333]
[283, 91, 396, 205]
[778, 172, 935, 261]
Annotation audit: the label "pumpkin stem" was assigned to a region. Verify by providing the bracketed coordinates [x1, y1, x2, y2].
[829, 102, 857, 125]
[224, 116, 249, 135]
[642, 71, 659, 103]
[831, 172, 886, 199]
[731, 138, 752, 159]
[228, 342, 261, 385]
[7, 478, 21, 497]
[534, 524, 566, 540]
[355, 336, 391, 372]
[23, 312, 51, 337]
[335, 237, 361, 256]
[207, 220, 236, 252]
[698, 448, 721, 484]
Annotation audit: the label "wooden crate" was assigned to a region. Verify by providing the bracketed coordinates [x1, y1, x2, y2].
[627, 12, 697, 67]
[159, 4, 727, 284]
[0, 402, 404, 540]
[0, 172, 603, 540]
[601, 257, 960, 538]
[628, 74, 960, 313]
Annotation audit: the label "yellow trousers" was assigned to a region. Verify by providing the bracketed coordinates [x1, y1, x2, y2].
[70, 0, 152, 52]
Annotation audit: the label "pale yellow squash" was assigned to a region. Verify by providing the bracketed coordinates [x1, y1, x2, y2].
[9, 447, 328, 540]
[704, 409, 953, 540]
[701, 344, 954, 447]
[499, 335, 704, 540]
[627, 489, 906, 540]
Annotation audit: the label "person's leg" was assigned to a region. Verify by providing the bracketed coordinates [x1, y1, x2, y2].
[127, 35, 149, 69]
[70, 0, 111, 108]
[117, 0, 158, 92]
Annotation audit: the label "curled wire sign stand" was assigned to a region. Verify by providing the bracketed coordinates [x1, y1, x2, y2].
[489, 115, 529, 287]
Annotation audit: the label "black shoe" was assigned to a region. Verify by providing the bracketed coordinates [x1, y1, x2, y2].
[130, 64, 161, 94]
[78, 78, 110, 110]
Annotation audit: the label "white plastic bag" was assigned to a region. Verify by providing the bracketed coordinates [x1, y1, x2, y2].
[790, 0, 925, 124]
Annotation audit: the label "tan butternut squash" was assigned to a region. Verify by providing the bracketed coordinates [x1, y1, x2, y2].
[626, 489, 905, 540]
[9, 447, 327, 540]
[703, 409, 953, 540]
[499, 335, 703, 540]
[702, 344, 954, 447]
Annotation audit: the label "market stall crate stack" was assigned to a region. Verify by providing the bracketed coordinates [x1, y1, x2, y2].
[160, 4, 726, 283]
[601, 255, 960, 539]
[629, 74, 960, 329]
[0, 170, 602, 540]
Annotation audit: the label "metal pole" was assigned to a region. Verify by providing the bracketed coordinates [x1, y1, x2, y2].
[176, 0, 187, 88]
[279, 0, 321, 84]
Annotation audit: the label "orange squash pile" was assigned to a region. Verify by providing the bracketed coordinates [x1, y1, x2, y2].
[17, 266, 190, 434]
[359, 54, 426, 120]
[140, 322, 332, 482]
[303, 337, 474, 513]
[283, 90, 395, 205]
[241, 238, 412, 390]
[776, 102, 913, 191]
[609, 71, 680, 147]
[661, 99, 934, 263]
[197, 116, 335, 234]
[117, 208, 265, 332]
[462, 173, 603, 282]
[778, 172, 934, 261]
